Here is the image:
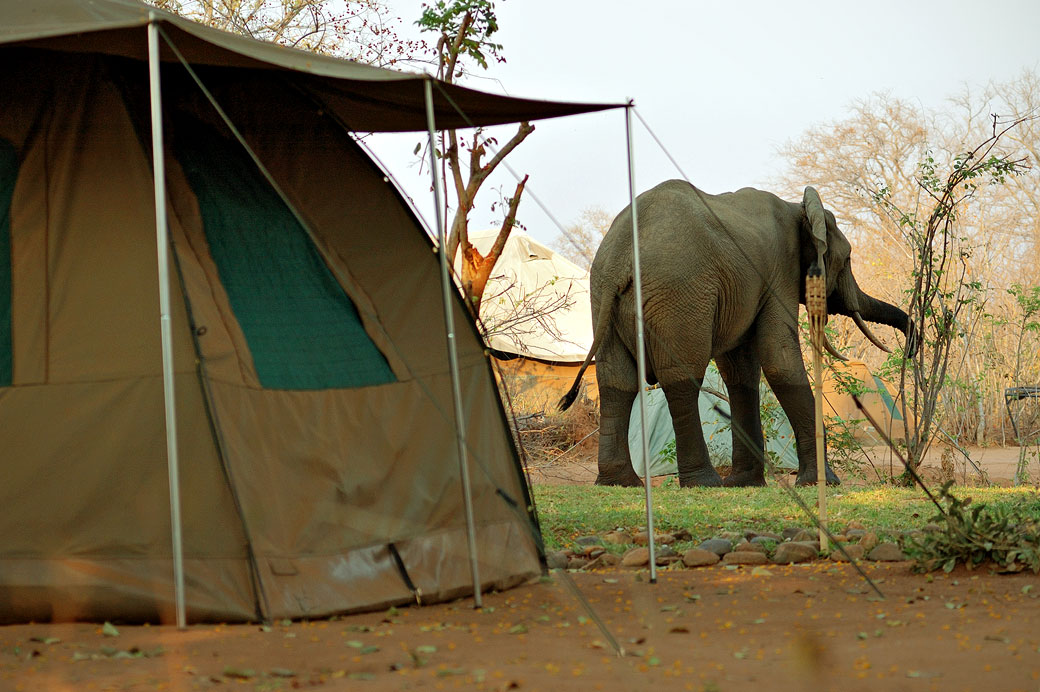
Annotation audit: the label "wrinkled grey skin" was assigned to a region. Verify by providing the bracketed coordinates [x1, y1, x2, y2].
[560, 180, 913, 487]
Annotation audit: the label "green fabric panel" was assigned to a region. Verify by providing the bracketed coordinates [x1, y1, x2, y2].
[174, 122, 395, 390]
[0, 139, 16, 387]
[873, 375, 903, 421]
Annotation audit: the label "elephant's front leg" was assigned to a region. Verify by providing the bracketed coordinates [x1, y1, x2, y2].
[756, 309, 840, 486]
[596, 385, 643, 487]
[662, 377, 723, 487]
[716, 345, 767, 487]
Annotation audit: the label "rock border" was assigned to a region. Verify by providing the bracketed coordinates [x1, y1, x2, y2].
[550, 522, 915, 571]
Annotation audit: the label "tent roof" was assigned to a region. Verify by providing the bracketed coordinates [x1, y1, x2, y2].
[0, 0, 623, 132]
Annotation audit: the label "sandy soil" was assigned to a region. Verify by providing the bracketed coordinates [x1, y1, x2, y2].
[3, 562, 1039, 691]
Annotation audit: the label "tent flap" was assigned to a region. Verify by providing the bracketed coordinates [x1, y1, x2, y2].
[172, 116, 395, 390]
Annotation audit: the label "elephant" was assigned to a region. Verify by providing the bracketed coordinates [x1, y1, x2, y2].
[559, 180, 914, 487]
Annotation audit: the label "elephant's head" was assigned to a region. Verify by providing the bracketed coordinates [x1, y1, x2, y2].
[800, 187, 917, 356]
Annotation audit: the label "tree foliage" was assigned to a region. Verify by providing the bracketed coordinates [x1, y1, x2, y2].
[550, 207, 614, 270]
[416, 0, 534, 315]
[775, 72, 1040, 457]
[148, 0, 424, 66]
[876, 124, 1028, 477]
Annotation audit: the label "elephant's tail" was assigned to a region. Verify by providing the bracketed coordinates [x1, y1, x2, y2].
[557, 341, 597, 411]
[558, 291, 615, 411]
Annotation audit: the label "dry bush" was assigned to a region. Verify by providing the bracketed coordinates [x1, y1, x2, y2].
[494, 364, 599, 468]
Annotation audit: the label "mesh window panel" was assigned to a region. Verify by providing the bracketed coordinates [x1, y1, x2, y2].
[174, 121, 395, 391]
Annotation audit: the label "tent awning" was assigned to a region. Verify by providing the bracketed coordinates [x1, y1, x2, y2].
[0, 0, 624, 132]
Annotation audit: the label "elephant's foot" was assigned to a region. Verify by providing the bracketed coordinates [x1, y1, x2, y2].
[678, 467, 724, 488]
[722, 469, 767, 487]
[795, 466, 841, 486]
[595, 468, 644, 487]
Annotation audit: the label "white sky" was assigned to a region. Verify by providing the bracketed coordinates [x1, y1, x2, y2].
[366, 0, 1040, 247]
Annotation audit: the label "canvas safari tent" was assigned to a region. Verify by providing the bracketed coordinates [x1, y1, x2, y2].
[463, 229, 599, 408]
[0, 0, 620, 624]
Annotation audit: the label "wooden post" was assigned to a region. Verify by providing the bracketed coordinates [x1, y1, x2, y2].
[806, 269, 828, 552]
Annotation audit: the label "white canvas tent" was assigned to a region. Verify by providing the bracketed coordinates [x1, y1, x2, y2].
[0, 0, 621, 623]
[464, 229, 599, 407]
[467, 229, 594, 362]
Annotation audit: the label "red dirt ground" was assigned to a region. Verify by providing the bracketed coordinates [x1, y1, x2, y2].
[3, 561, 1040, 691]
[4, 446, 1038, 691]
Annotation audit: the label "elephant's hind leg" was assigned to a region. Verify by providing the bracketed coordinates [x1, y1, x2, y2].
[716, 345, 767, 487]
[596, 385, 643, 486]
[662, 377, 723, 487]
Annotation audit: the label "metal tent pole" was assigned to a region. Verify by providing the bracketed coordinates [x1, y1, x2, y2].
[625, 104, 657, 582]
[423, 78, 483, 608]
[148, 16, 187, 629]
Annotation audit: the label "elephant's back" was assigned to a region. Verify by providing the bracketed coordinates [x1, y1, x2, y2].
[589, 181, 798, 353]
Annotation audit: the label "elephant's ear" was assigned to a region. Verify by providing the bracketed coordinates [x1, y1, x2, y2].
[802, 186, 828, 279]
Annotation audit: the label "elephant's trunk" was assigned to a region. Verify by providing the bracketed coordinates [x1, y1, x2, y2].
[831, 269, 916, 355]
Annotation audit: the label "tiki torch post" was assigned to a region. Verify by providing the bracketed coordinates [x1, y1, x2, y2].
[806, 267, 828, 552]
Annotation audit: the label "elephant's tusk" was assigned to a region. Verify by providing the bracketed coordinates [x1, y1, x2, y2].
[853, 311, 892, 353]
[823, 335, 850, 362]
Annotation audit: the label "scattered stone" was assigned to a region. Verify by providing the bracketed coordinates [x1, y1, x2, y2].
[584, 547, 606, 559]
[621, 547, 650, 567]
[547, 551, 569, 570]
[576, 535, 605, 547]
[782, 526, 808, 540]
[846, 520, 866, 531]
[585, 552, 621, 570]
[829, 544, 865, 562]
[654, 533, 676, 545]
[603, 531, 632, 545]
[671, 528, 693, 542]
[719, 531, 744, 543]
[733, 541, 769, 554]
[792, 529, 816, 543]
[682, 549, 720, 567]
[750, 536, 779, 550]
[772, 541, 818, 564]
[632, 531, 650, 546]
[857, 531, 879, 553]
[751, 532, 783, 542]
[656, 555, 683, 567]
[722, 551, 769, 565]
[654, 544, 677, 559]
[698, 538, 733, 556]
[567, 557, 590, 570]
[867, 542, 907, 562]
[846, 528, 866, 538]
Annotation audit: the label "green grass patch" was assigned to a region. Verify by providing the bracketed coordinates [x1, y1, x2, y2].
[533, 483, 1040, 552]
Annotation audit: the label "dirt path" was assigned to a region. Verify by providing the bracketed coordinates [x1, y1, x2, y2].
[3, 562, 1039, 691]
[528, 444, 1040, 487]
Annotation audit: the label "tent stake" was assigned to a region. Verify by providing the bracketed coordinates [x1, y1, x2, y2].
[148, 15, 187, 629]
[424, 78, 483, 608]
[625, 104, 656, 583]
